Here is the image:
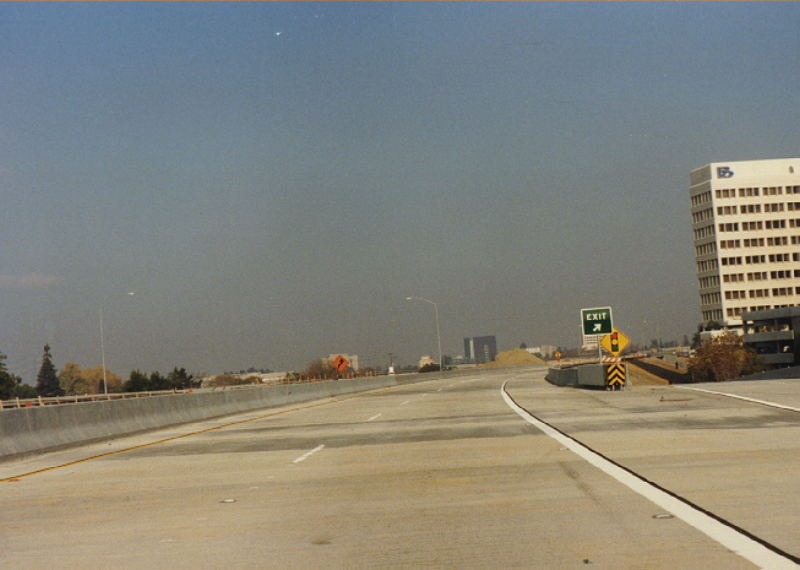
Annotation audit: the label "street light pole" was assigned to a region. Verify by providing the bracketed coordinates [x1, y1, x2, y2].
[99, 307, 108, 395]
[99, 291, 136, 396]
[405, 296, 443, 374]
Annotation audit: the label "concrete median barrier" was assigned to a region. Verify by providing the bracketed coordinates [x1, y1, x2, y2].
[546, 364, 628, 388]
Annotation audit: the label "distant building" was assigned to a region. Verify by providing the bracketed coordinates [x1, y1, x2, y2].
[527, 345, 557, 358]
[418, 355, 435, 368]
[464, 335, 498, 364]
[690, 158, 800, 328]
[742, 306, 800, 366]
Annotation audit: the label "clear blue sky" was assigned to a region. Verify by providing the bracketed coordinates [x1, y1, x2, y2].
[1, 3, 798, 379]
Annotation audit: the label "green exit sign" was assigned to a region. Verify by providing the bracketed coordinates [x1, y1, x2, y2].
[581, 307, 613, 335]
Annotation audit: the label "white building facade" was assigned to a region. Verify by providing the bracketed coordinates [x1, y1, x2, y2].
[690, 158, 800, 327]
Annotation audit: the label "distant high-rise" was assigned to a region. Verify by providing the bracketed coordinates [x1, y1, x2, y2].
[689, 158, 800, 327]
[463, 335, 498, 364]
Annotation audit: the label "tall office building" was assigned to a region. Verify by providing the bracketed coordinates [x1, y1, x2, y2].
[463, 335, 498, 364]
[690, 158, 800, 327]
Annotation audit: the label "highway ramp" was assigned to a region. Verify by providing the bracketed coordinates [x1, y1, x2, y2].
[2, 366, 798, 568]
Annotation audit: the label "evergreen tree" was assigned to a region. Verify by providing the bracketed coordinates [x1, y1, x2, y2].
[0, 351, 21, 400]
[36, 344, 63, 397]
[122, 369, 150, 392]
[167, 367, 195, 389]
[147, 371, 170, 391]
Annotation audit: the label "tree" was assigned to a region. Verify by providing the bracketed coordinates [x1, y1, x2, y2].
[303, 359, 338, 380]
[147, 371, 171, 391]
[122, 370, 151, 392]
[0, 351, 22, 400]
[36, 344, 63, 397]
[82, 365, 122, 394]
[16, 383, 36, 399]
[166, 367, 195, 389]
[60, 363, 122, 394]
[418, 363, 441, 373]
[208, 374, 258, 387]
[59, 362, 90, 395]
[688, 332, 764, 382]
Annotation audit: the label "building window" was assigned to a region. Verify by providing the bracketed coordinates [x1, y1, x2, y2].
[693, 208, 714, 223]
[725, 290, 747, 300]
[767, 236, 788, 246]
[739, 187, 760, 197]
[765, 219, 786, 229]
[693, 225, 715, 240]
[715, 188, 736, 198]
[740, 204, 761, 214]
[764, 203, 785, 212]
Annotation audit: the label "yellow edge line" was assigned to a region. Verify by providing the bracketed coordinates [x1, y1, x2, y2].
[1, 387, 393, 483]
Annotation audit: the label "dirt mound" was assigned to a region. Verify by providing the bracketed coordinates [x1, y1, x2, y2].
[480, 348, 546, 368]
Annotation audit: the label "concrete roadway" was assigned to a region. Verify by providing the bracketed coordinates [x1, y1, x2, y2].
[1, 366, 799, 569]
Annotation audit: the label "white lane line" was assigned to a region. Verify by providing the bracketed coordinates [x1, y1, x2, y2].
[367, 413, 382, 422]
[292, 444, 325, 464]
[677, 386, 800, 413]
[501, 382, 799, 570]
[399, 400, 411, 406]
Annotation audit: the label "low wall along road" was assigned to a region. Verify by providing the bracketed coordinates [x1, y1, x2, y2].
[0, 374, 429, 460]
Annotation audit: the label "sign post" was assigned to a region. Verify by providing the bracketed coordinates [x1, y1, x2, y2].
[600, 327, 629, 390]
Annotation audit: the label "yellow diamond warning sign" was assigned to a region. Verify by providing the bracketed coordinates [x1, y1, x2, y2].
[600, 328, 630, 356]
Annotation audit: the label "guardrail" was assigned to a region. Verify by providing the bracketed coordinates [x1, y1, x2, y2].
[0, 389, 198, 410]
[0, 373, 386, 411]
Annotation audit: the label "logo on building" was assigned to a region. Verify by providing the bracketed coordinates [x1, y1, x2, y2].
[716, 166, 734, 178]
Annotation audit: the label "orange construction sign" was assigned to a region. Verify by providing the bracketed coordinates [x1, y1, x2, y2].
[332, 355, 350, 372]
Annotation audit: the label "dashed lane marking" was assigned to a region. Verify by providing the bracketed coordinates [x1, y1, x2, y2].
[1, 385, 403, 483]
[292, 444, 325, 464]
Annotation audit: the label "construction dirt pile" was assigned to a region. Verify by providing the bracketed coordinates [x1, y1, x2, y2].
[480, 348, 546, 368]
